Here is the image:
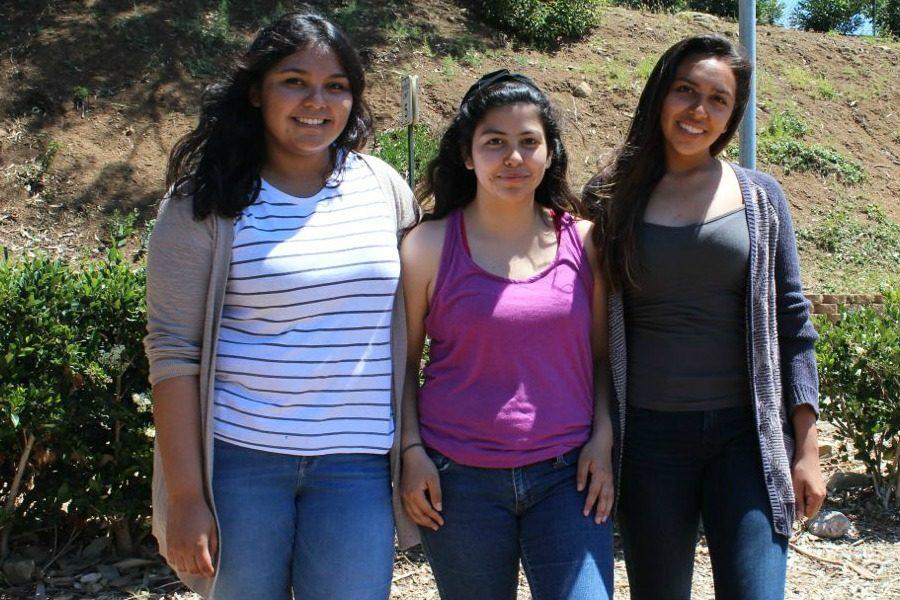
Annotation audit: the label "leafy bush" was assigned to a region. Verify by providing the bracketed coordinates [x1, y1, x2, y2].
[873, 0, 900, 37]
[791, 0, 865, 33]
[373, 123, 440, 186]
[760, 139, 864, 183]
[478, 0, 603, 48]
[816, 292, 900, 508]
[758, 109, 864, 184]
[687, 0, 784, 24]
[0, 247, 151, 556]
[611, 0, 782, 22]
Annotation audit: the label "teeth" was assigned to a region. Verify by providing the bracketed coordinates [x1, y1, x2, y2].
[295, 117, 325, 125]
[678, 122, 703, 134]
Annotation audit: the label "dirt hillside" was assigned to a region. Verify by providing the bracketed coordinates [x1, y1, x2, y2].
[0, 0, 898, 286]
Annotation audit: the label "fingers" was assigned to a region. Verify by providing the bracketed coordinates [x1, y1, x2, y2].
[596, 476, 614, 524]
[196, 535, 215, 577]
[580, 460, 614, 524]
[805, 484, 825, 519]
[576, 453, 590, 492]
[427, 476, 443, 512]
[403, 487, 444, 530]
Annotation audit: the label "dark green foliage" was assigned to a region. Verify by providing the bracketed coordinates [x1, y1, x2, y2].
[791, 0, 866, 33]
[610, 0, 688, 10]
[758, 110, 865, 184]
[373, 124, 440, 186]
[873, 0, 900, 37]
[0, 246, 151, 548]
[610, 0, 783, 23]
[682, 0, 784, 24]
[816, 292, 900, 508]
[478, 0, 603, 48]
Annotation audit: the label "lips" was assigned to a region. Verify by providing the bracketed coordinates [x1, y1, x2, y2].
[293, 117, 328, 126]
[677, 121, 705, 135]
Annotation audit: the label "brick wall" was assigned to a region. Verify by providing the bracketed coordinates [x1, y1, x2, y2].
[805, 293, 885, 322]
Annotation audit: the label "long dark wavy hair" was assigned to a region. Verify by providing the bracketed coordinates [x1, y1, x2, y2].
[166, 13, 373, 219]
[585, 34, 752, 292]
[418, 74, 582, 220]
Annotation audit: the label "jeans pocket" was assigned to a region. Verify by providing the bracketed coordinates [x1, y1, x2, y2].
[425, 448, 454, 473]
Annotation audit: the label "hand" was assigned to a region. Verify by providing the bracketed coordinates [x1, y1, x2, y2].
[166, 494, 218, 577]
[400, 446, 444, 530]
[792, 449, 826, 521]
[577, 433, 615, 524]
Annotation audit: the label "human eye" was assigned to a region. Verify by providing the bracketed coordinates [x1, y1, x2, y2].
[328, 80, 350, 91]
[284, 77, 305, 87]
[485, 137, 504, 146]
[522, 136, 542, 146]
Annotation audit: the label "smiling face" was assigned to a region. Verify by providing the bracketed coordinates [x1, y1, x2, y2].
[464, 102, 551, 204]
[659, 54, 737, 168]
[251, 43, 353, 170]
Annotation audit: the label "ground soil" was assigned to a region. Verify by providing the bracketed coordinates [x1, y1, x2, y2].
[0, 1, 897, 598]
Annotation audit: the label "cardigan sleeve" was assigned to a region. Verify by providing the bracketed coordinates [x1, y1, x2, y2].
[143, 192, 214, 386]
[755, 171, 820, 416]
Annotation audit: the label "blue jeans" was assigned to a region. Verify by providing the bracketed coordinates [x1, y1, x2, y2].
[419, 448, 614, 600]
[211, 439, 394, 600]
[618, 406, 788, 600]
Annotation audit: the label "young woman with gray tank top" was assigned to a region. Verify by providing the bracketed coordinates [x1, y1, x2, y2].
[399, 70, 615, 599]
[585, 35, 827, 599]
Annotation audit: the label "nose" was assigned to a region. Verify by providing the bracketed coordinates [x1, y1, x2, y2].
[504, 146, 523, 165]
[689, 99, 709, 118]
[302, 85, 326, 107]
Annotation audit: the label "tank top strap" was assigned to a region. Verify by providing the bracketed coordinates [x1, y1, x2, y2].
[556, 212, 586, 263]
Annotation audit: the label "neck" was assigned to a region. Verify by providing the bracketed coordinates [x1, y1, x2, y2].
[665, 149, 718, 176]
[465, 193, 546, 239]
[261, 147, 334, 196]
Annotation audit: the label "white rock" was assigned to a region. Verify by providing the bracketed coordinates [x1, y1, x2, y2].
[807, 510, 851, 539]
[572, 81, 592, 98]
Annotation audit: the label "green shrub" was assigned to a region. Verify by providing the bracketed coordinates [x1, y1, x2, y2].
[373, 123, 440, 186]
[758, 109, 864, 184]
[478, 0, 603, 48]
[0, 247, 151, 555]
[791, 0, 865, 33]
[816, 292, 900, 508]
[759, 138, 864, 183]
[874, 0, 900, 37]
[687, 0, 784, 24]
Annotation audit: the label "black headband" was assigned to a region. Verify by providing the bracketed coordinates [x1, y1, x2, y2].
[459, 69, 541, 108]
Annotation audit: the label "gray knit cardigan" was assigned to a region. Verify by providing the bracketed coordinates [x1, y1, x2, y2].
[607, 165, 819, 538]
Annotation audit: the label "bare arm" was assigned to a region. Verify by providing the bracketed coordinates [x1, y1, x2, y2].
[791, 404, 826, 520]
[575, 220, 615, 523]
[398, 222, 446, 530]
[152, 376, 217, 577]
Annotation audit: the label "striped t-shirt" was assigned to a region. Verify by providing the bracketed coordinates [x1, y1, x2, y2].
[212, 153, 400, 455]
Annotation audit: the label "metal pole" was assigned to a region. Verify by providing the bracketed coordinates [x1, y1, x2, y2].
[407, 124, 415, 189]
[739, 0, 757, 170]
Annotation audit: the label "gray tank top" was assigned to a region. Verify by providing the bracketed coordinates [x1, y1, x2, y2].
[624, 206, 751, 411]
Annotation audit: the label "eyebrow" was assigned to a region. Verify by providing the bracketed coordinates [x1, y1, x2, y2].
[675, 77, 734, 97]
[478, 127, 543, 136]
[275, 67, 349, 78]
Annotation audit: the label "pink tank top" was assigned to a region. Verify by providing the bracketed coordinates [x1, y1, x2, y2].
[418, 210, 595, 468]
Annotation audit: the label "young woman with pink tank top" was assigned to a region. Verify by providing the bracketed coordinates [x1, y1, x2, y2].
[399, 70, 615, 599]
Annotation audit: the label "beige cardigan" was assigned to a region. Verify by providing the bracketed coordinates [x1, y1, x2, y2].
[144, 154, 421, 597]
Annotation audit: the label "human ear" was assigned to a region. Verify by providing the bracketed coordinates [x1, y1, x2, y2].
[249, 84, 261, 108]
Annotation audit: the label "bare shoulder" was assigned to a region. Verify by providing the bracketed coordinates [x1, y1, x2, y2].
[571, 217, 598, 265]
[400, 219, 448, 280]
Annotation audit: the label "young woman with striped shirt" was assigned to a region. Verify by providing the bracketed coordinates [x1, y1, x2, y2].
[144, 13, 418, 599]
